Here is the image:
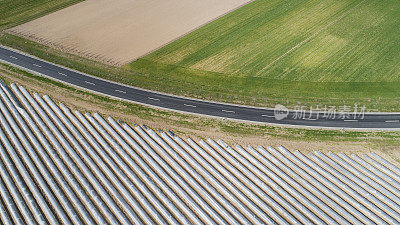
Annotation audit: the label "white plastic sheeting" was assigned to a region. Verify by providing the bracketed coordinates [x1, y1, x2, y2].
[0, 82, 399, 224]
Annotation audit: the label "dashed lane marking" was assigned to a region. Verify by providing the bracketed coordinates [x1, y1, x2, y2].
[344, 120, 358, 122]
[184, 104, 197, 108]
[385, 120, 399, 123]
[85, 81, 96, 85]
[148, 97, 160, 101]
[262, 115, 274, 118]
[222, 110, 235, 113]
[9, 56, 18, 60]
[115, 90, 126, 94]
[33, 64, 41, 67]
[58, 72, 67, 76]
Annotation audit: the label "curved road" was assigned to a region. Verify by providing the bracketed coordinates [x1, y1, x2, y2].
[1, 45, 399, 129]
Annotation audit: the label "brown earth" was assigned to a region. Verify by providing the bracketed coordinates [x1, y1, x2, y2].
[7, 0, 253, 66]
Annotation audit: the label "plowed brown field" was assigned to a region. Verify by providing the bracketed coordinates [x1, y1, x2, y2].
[7, 0, 253, 66]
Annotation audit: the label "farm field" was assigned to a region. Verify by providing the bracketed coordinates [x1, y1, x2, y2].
[138, 0, 400, 83]
[7, 0, 254, 66]
[0, 0, 83, 30]
[0, 74, 399, 224]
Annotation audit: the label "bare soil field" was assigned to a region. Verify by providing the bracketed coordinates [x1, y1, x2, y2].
[7, 0, 253, 66]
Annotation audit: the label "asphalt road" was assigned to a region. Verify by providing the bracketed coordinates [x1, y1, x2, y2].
[1, 45, 399, 129]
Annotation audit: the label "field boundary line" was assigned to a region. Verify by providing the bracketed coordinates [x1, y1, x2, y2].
[258, 0, 366, 74]
[125, 0, 256, 64]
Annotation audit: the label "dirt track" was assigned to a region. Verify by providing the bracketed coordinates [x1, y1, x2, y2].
[7, 0, 253, 66]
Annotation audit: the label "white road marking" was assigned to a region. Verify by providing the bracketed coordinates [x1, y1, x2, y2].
[85, 81, 96, 85]
[262, 114, 274, 118]
[184, 104, 197, 108]
[115, 90, 126, 94]
[33, 64, 41, 68]
[222, 110, 235, 113]
[9, 56, 18, 60]
[385, 120, 399, 123]
[148, 97, 160, 101]
[344, 120, 358, 122]
[58, 72, 67, 76]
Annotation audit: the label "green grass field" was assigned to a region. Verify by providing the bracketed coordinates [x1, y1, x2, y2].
[0, 0, 83, 30]
[137, 0, 400, 82]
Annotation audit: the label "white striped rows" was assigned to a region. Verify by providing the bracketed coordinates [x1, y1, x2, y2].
[0, 81, 399, 224]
